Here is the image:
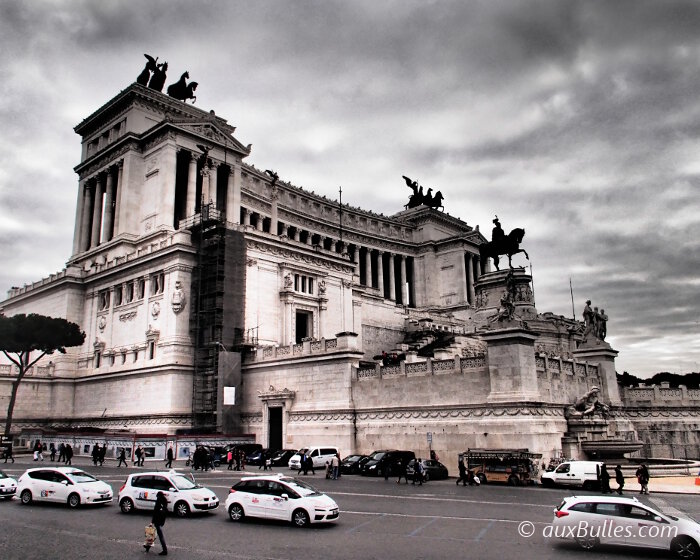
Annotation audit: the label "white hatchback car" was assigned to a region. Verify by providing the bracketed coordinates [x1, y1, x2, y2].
[118, 470, 219, 517]
[553, 495, 700, 558]
[226, 474, 339, 527]
[0, 469, 17, 500]
[17, 467, 112, 508]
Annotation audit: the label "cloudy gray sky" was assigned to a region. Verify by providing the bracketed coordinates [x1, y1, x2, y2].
[1, 0, 699, 376]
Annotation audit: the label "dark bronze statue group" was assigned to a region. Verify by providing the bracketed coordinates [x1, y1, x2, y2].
[403, 176, 444, 210]
[479, 216, 528, 272]
[136, 54, 198, 104]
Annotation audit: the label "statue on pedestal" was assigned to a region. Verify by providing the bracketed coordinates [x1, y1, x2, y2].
[479, 216, 529, 271]
[566, 386, 610, 419]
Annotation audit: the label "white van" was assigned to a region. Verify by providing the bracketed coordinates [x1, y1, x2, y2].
[288, 446, 339, 470]
[540, 460, 603, 490]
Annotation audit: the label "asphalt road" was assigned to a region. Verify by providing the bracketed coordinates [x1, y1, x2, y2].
[0, 458, 698, 560]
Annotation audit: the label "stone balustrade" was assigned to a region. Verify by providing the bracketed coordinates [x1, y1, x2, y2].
[0, 364, 54, 377]
[355, 354, 487, 381]
[246, 332, 359, 363]
[535, 354, 599, 378]
[622, 383, 700, 407]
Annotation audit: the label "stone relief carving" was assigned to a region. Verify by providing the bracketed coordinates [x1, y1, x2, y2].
[171, 281, 186, 314]
[97, 315, 107, 332]
[566, 386, 610, 419]
[119, 311, 137, 322]
[151, 301, 161, 319]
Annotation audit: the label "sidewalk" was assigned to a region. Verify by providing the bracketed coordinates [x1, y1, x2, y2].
[623, 475, 700, 495]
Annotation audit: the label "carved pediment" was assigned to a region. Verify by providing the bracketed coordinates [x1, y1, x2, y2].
[174, 122, 251, 156]
[257, 385, 296, 401]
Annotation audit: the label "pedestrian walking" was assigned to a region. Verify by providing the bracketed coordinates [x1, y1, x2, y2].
[33, 440, 44, 461]
[99, 444, 107, 466]
[332, 453, 340, 480]
[65, 444, 73, 465]
[57, 443, 65, 463]
[396, 458, 409, 484]
[636, 464, 650, 495]
[615, 464, 625, 495]
[117, 447, 127, 467]
[3, 442, 14, 463]
[149, 491, 168, 556]
[227, 449, 234, 470]
[49, 443, 56, 461]
[135, 445, 144, 467]
[165, 446, 174, 469]
[598, 463, 611, 493]
[456, 456, 468, 486]
[91, 444, 100, 466]
[412, 458, 424, 485]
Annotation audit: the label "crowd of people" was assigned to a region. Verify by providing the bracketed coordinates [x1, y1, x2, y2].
[597, 462, 650, 495]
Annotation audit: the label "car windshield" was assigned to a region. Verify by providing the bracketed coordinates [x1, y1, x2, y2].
[344, 455, 362, 462]
[66, 470, 97, 483]
[171, 474, 198, 490]
[278, 477, 322, 497]
[0, 471, 8, 479]
[369, 452, 386, 460]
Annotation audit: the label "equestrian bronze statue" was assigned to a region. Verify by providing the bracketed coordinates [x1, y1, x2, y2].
[479, 216, 529, 272]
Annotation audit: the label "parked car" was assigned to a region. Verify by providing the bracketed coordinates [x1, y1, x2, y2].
[406, 458, 448, 481]
[288, 446, 339, 470]
[540, 460, 603, 490]
[0, 469, 18, 500]
[118, 470, 219, 517]
[246, 448, 276, 466]
[340, 454, 369, 475]
[270, 449, 297, 467]
[226, 474, 339, 527]
[553, 494, 700, 558]
[17, 467, 112, 508]
[360, 450, 416, 477]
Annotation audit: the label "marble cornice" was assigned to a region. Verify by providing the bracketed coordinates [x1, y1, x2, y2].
[75, 138, 139, 178]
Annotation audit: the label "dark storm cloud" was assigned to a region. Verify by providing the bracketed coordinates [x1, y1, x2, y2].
[1, 0, 699, 374]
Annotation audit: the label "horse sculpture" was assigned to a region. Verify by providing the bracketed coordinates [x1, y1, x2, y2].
[402, 176, 445, 210]
[167, 71, 198, 104]
[479, 227, 529, 272]
[137, 54, 158, 86]
[148, 61, 168, 92]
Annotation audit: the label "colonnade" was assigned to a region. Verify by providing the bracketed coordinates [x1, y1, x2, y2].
[77, 162, 122, 253]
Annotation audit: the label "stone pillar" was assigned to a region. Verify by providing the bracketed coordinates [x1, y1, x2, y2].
[388, 253, 396, 300]
[376, 251, 385, 296]
[365, 248, 372, 287]
[572, 345, 622, 406]
[467, 253, 476, 304]
[79, 180, 93, 252]
[90, 174, 104, 248]
[186, 153, 197, 217]
[201, 165, 210, 204]
[102, 167, 115, 242]
[243, 208, 252, 227]
[305, 231, 313, 245]
[282, 224, 289, 237]
[293, 228, 300, 242]
[209, 163, 218, 208]
[400, 255, 407, 304]
[72, 179, 86, 255]
[474, 255, 481, 281]
[270, 187, 279, 235]
[458, 251, 469, 304]
[482, 328, 540, 402]
[256, 214, 264, 231]
[227, 163, 241, 223]
[113, 160, 124, 234]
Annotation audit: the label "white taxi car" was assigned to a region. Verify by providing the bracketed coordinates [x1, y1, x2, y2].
[225, 474, 339, 527]
[553, 495, 700, 558]
[118, 470, 219, 517]
[0, 469, 17, 500]
[17, 467, 112, 508]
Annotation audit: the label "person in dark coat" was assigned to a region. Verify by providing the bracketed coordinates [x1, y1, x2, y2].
[57, 443, 65, 463]
[3, 442, 14, 463]
[598, 463, 611, 493]
[99, 444, 107, 466]
[49, 443, 56, 461]
[165, 446, 174, 469]
[615, 465, 625, 495]
[149, 491, 168, 555]
[456, 456, 468, 486]
[64, 444, 73, 465]
[117, 447, 127, 467]
[636, 464, 650, 495]
[395, 458, 409, 484]
[91, 444, 100, 466]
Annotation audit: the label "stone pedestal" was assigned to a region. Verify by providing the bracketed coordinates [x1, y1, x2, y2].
[482, 328, 540, 402]
[473, 268, 537, 327]
[573, 344, 621, 406]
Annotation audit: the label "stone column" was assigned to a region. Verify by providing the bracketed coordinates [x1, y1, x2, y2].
[256, 214, 264, 231]
[282, 224, 289, 237]
[365, 248, 372, 287]
[209, 162, 218, 208]
[474, 255, 481, 281]
[90, 174, 104, 248]
[79, 180, 93, 252]
[376, 251, 385, 297]
[388, 253, 396, 300]
[243, 208, 252, 227]
[201, 165, 210, 205]
[72, 179, 86, 255]
[102, 167, 115, 242]
[467, 253, 475, 304]
[293, 228, 301, 242]
[270, 187, 279, 235]
[400, 255, 407, 304]
[113, 160, 124, 234]
[227, 163, 241, 223]
[186, 153, 197, 217]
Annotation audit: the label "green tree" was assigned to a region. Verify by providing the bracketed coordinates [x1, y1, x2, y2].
[0, 314, 85, 437]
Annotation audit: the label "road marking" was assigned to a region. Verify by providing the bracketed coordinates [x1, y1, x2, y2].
[329, 490, 553, 509]
[341, 510, 548, 524]
[345, 512, 387, 533]
[649, 496, 692, 519]
[475, 519, 495, 541]
[408, 516, 439, 536]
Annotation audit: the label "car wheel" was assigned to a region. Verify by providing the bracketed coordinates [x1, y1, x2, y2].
[292, 508, 310, 528]
[576, 534, 599, 551]
[67, 493, 81, 508]
[671, 536, 699, 559]
[582, 481, 594, 491]
[478, 473, 487, 484]
[228, 503, 244, 522]
[541, 478, 554, 488]
[119, 497, 134, 514]
[174, 500, 190, 518]
[20, 490, 32, 505]
[424, 473, 430, 482]
[508, 475, 519, 486]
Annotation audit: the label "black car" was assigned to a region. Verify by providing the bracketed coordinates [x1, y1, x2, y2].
[340, 454, 369, 475]
[246, 448, 276, 466]
[360, 450, 416, 477]
[405, 458, 449, 481]
[270, 449, 296, 467]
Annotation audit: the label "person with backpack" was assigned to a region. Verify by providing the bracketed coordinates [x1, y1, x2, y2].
[412, 458, 425, 485]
